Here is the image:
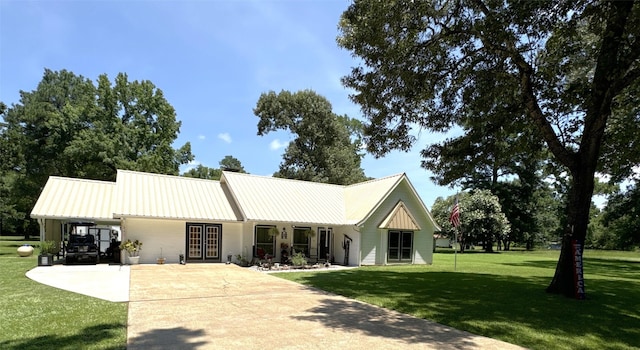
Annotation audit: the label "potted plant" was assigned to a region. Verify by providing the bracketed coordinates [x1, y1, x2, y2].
[120, 239, 142, 264]
[291, 251, 307, 268]
[157, 248, 165, 264]
[268, 226, 279, 238]
[38, 240, 56, 266]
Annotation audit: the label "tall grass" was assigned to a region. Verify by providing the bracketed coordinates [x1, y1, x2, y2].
[276, 249, 640, 350]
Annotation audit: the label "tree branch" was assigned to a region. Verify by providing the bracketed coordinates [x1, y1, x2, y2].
[471, 0, 578, 170]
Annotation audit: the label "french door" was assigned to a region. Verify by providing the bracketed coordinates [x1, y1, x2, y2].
[186, 223, 221, 261]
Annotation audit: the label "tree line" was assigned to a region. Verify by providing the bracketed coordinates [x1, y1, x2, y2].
[0, 70, 368, 236]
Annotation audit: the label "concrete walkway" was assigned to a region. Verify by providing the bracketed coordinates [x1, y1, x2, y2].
[26, 264, 130, 302]
[127, 264, 525, 350]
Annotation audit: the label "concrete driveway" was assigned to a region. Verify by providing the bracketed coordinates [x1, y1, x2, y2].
[127, 264, 524, 350]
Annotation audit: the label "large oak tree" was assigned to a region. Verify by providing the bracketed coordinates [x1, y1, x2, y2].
[254, 90, 368, 185]
[2, 69, 193, 234]
[338, 0, 640, 298]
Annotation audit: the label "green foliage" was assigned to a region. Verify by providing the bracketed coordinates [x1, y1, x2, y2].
[119, 239, 142, 256]
[38, 240, 56, 255]
[1, 69, 193, 234]
[598, 184, 640, 250]
[182, 164, 223, 180]
[431, 191, 510, 252]
[219, 155, 246, 173]
[276, 250, 640, 350]
[254, 89, 367, 185]
[291, 251, 307, 266]
[338, 0, 640, 296]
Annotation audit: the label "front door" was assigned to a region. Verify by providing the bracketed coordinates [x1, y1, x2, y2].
[318, 228, 332, 262]
[186, 223, 221, 261]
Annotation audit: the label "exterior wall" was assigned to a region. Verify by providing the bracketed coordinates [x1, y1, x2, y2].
[241, 222, 361, 266]
[360, 180, 435, 265]
[44, 219, 63, 255]
[331, 226, 360, 266]
[122, 217, 243, 264]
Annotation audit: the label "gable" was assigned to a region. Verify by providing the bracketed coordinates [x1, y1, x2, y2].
[378, 201, 421, 230]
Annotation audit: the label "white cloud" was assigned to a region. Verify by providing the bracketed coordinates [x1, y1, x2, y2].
[218, 133, 232, 143]
[270, 139, 287, 151]
[197, 134, 206, 140]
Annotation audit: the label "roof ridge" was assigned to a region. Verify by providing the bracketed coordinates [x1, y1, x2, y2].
[49, 176, 115, 185]
[118, 169, 221, 184]
[222, 171, 347, 188]
[346, 173, 405, 188]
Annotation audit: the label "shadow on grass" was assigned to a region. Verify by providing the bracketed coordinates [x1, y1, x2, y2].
[127, 327, 207, 349]
[287, 269, 640, 349]
[0, 322, 125, 350]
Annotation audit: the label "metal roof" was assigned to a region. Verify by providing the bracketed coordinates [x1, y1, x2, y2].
[221, 172, 346, 224]
[31, 177, 117, 221]
[32, 170, 435, 228]
[114, 170, 242, 222]
[344, 174, 404, 224]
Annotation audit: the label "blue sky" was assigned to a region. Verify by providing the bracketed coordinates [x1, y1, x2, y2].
[0, 0, 456, 208]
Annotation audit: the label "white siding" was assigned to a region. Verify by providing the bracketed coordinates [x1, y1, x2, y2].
[359, 180, 435, 265]
[330, 226, 360, 266]
[122, 218, 244, 264]
[123, 218, 185, 264]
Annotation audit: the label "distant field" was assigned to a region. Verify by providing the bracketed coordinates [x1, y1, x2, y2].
[276, 249, 640, 350]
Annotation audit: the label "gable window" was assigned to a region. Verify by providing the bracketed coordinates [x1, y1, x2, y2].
[292, 227, 311, 256]
[388, 230, 413, 262]
[255, 226, 275, 258]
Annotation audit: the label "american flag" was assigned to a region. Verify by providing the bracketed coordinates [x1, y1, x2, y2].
[449, 197, 461, 228]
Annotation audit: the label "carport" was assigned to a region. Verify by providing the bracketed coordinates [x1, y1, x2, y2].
[30, 177, 121, 263]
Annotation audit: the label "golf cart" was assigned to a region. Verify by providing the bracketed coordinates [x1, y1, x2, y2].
[64, 222, 100, 264]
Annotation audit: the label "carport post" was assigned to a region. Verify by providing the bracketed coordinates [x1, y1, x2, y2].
[38, 218, 45, 242]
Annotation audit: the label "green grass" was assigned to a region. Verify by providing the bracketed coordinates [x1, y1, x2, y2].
[0, 237, 127, 350]
[275, 249, 640, 350]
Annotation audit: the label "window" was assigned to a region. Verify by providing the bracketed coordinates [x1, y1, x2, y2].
[293, 227, 311, 256]
[388, 230, 413, 262]
[255, 226, 275, 257]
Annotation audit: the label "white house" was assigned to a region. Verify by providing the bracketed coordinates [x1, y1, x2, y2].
[31, 170, 440, 266]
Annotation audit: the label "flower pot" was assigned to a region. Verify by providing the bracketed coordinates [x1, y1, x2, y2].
[38, 254, 54, 266]
[127, 256, 140, 265]
[157, 257, 166, 264]
[17, 245, 34, 257]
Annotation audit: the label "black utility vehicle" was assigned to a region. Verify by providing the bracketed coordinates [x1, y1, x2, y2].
[65, 222, 99, 264]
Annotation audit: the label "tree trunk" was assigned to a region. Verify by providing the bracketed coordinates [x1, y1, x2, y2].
[546, 167, 594, 298]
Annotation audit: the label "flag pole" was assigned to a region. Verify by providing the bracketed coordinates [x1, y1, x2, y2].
[449, 195, 461, 272]
[454, 228, 457, 271]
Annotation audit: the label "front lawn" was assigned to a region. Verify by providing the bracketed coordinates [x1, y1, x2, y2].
[275, 249, 640, 350]
[0, 237, 127, 350]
